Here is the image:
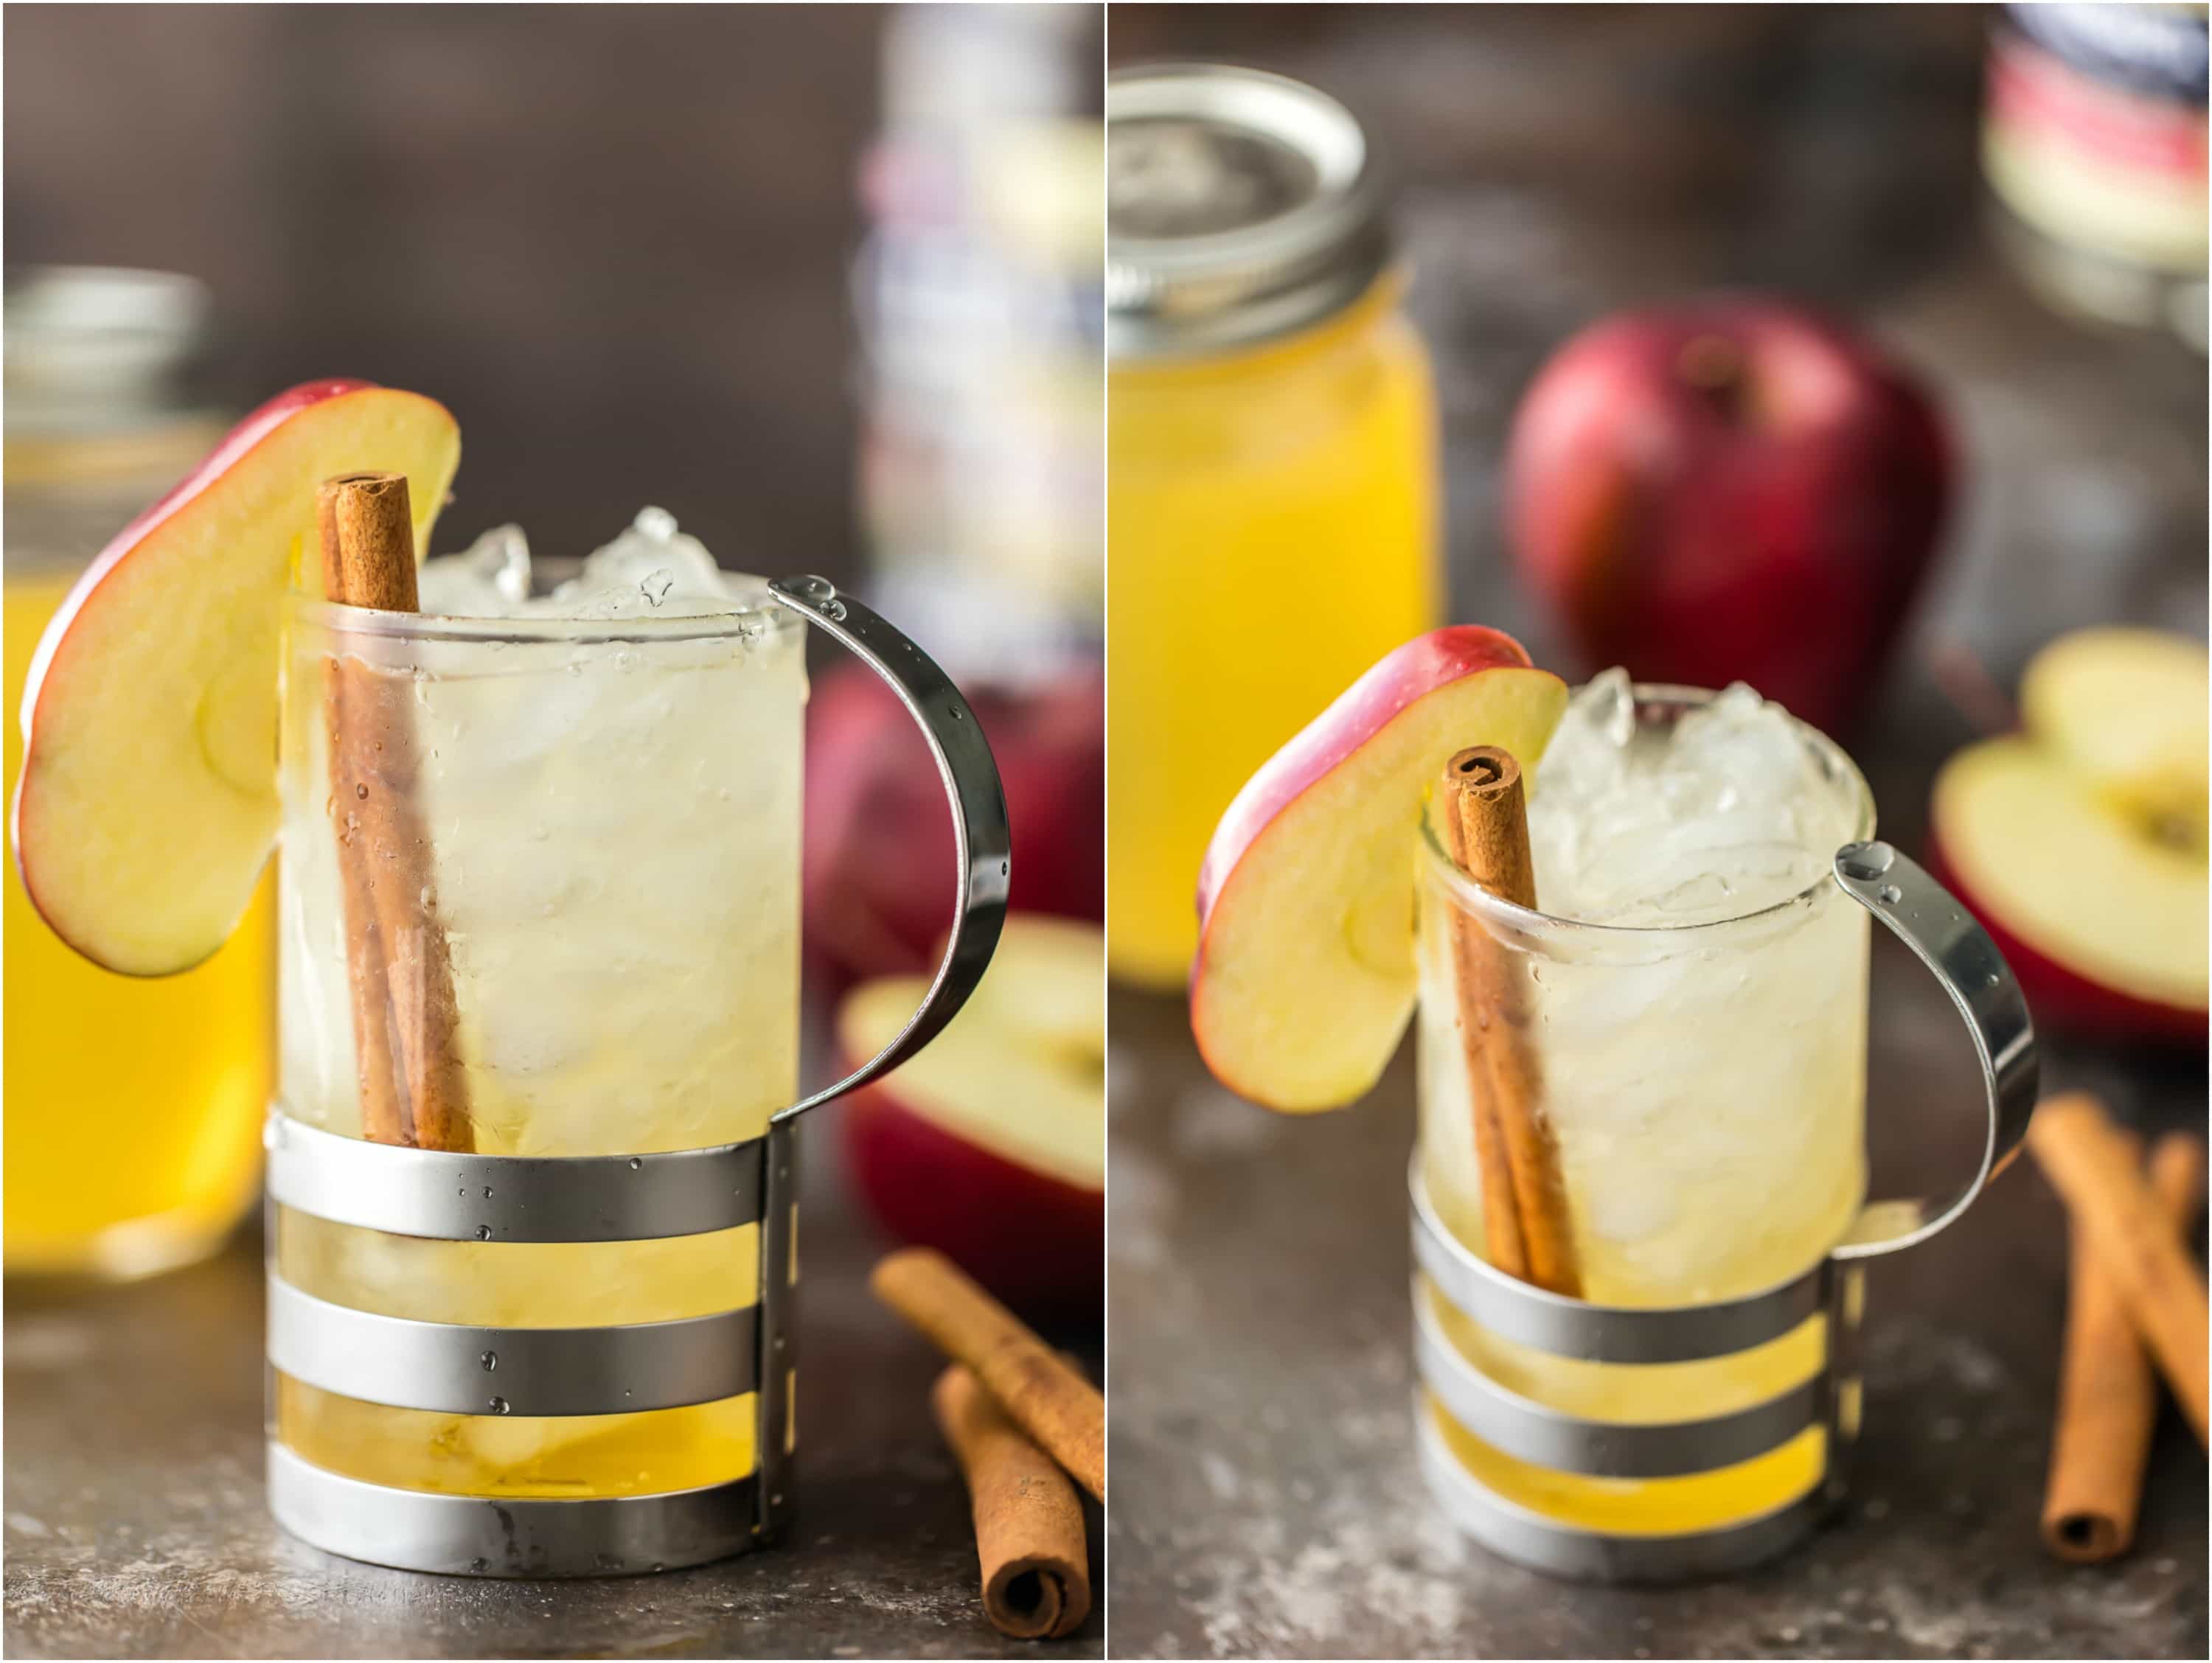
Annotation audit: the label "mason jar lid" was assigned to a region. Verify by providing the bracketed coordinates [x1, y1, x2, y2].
[1107, 64, 1391, 359]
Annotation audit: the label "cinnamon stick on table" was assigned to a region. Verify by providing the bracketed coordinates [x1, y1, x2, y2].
[872, 1248, 1105, 1502]
[931, 1363, 1091, 1639]
[2042, 1127, 2206, 1562]
[1439, 746, 1581, 1298]
[2028, 1094, 2208, 1448]
[319, 473, 473, 1152]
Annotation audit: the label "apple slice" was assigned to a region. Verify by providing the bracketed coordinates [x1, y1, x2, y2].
[1192, 628, 1568, 1112]
[1932, 736, 2205, 1041]
[838, 916, 1104, 1311]
[2020, 626, 2208, 846]
[15, 381, 461, 975]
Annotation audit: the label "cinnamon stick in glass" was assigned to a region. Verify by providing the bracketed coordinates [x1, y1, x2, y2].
[319, 473, 473, 1151]
[872, 1247, 1105, 1502]
[2042, 1125, 2207, 1561]
[2029, 1095, 2208, 1448]
[931, 1362, 1091, 1639]
[1440, 746, 1581, 1297]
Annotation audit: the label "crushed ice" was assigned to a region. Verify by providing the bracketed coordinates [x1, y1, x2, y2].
[414, 508, 752, 620]
[1526, 669, 1857, 927]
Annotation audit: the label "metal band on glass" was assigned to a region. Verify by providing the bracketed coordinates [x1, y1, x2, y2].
[265, 576, 1009, 1577]
[1413, 843, 2036, 1581]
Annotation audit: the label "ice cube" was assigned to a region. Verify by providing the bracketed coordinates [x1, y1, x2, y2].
[546, 506, 732, 616]
[418, 524, 532, 618]
[1529, 667, 1853, 924]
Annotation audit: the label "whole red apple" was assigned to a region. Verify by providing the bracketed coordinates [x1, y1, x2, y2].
[803, 660, 1103, 988]
[1506, 300, 1953, 736]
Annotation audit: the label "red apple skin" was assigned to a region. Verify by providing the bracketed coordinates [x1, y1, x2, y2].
[13, 378, 407, 957]
[1924, 837, 2205, 1047]
[839, 1073, 1104, 1317]
[1194, 624, 1532, 929]
[803, 661, 1103, 989]
[1506, 301, 1952, 736]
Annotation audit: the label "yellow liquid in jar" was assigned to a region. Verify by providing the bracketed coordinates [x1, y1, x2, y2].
[1107, 277, 1441, 988]
[4, 570, 273, 1279]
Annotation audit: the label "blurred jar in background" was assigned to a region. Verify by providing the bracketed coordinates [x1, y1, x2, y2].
[1106, 66, 1441, 990]
[4, 268, 274, 1281]
[1983, 2, 2208, 349]
[814, 6, 1104, 995]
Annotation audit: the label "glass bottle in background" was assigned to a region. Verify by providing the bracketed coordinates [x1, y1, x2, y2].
[4, 267, 274, 1280]
[1983, 2, 2209, 349]
[821, 3, 1104, 992]
[1107, 66, 1441, 989]
[855, 1, 1103, 683]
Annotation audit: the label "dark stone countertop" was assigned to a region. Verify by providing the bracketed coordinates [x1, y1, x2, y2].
[4, 1129, 1105, 1661]
[1107, 6, 2205, 1659]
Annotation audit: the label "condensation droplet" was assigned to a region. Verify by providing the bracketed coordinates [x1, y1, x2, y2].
[354, 783, 369, 800]
[475, 1225, 493, 1241]
[481, 1350, 498, 1372]
[629, 1157, 643, 1171]
[488, 1396, 509, 1415]
[1877, 884, 1902, 905]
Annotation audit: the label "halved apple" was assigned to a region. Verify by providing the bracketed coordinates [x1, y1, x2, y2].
[1932, 737, 2205, 1042]
[15, 380, 461, 975]
[838, 916, 1104, 1312]
[1932, 628, 2206, 1044]
[1191, 628, 1568, 1112]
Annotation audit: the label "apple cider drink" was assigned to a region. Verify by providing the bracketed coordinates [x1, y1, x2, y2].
[273, 509, 806, 1498]
[1416, 672, 1873, 1534]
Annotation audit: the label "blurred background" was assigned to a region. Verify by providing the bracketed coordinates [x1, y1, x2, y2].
[1106, 6, 2206, 1659]
[5, 7, 1103, 1657]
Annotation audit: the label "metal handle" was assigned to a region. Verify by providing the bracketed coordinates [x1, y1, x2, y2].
[765, 576, 1011, 1123]
[1829, 840, 2038, 1258]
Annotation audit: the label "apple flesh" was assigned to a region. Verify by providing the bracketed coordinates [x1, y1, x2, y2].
[1191, 628, 1567, 1113]
[2020, 626, 2208, 850]
[1506, 300, 1952, 736]
[14, 381, 461, 975]
[838, 916, 1104, 1312]
[804, 660, 1102, 989]
[1931, 628, 2207, 1044]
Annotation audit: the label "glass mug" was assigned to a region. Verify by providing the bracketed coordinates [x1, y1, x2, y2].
[263, 574, 1009, 1575]
[1410, 686, 2037, 1580]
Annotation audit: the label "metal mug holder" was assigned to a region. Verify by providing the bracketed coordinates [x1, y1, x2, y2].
[264, 576, 1012, 1577]
[1413, 840, 2038, 1583]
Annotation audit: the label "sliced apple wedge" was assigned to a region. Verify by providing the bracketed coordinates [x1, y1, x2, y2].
[1192, 628, 1568, 1112]
[838, 916, 1104, 1311]
[1932, 736, 2205, 1040]
[15, 380, 461, 975]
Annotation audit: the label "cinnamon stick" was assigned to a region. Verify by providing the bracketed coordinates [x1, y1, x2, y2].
[319, 473, 473, 1152]
[1440, 747, 1581, 1297]
[2028, 1095, 2208, 1447]
[931, 1364, 1091, 1639]
[872, 1248, 1105, 1502]
[2042, 1128, 2206, 1561]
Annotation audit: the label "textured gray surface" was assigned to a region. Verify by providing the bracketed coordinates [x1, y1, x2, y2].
[1107, 5, 2206, 1659]
[4, 1128, 1105, 1661]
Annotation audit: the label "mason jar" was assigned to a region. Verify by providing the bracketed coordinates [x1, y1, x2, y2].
[1107, 65, 1442, 988]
